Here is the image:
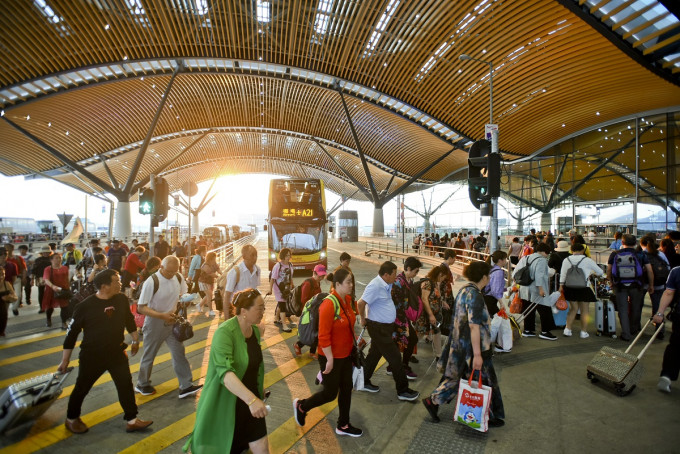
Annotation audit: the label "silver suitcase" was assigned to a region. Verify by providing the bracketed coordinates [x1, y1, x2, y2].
[0, 368, 72, 433]
[595, 299, 617, 338]
[586, 319, 662, 396]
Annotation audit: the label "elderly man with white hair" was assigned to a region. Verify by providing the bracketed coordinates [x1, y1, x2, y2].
[135, 256, 202, 398]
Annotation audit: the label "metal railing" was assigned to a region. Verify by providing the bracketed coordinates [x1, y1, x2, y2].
[209, 234, 257, 270]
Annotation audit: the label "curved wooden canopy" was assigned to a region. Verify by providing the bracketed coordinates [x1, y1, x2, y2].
[1, 0, 679, 205]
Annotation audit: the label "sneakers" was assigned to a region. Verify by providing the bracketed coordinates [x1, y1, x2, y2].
[294, 343, 302, 357]
[179, 384, 203, 398]
[309, 352, 318, 360]
[12, 309, 18, 316]
[126, 418, 153, 433]
[293, 398, 306, 426]
[658, 376, 671, 393]
[563, 328, 573, 337]
[494, 345, 512, 353]
[522, 330, 536, 337]
[282, 326, 292, 333]
[208, 310, 215, 317]
[409, 356, 419, 364]
[65, 418, 89, 434]
[385, 366, 393, 375]
[360, 381, 380, 393]
[580, 331, 590, 339]
[422, 397, 440, 423]
[336, 423, 363, 437]
[397, 388, 420, 401]
[539, 331, 557, 341]
[134, 385, 156, 396]
[405, 369, 418, 380]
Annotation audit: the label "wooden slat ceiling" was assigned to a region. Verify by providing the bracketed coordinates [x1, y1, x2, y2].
[1, 0, 680, 204]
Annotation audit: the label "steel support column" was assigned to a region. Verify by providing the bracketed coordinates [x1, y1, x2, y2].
[313, 139, 373, 201]
[336, 88, 380, 205]
[123, 60, 184, 194]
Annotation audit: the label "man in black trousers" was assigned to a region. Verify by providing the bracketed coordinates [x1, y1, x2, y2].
[357, 261, 420, 401]
[58, 269, 152, 434]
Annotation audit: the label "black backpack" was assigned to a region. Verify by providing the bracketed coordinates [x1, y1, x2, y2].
[286, 278, 314, 317]
[648, 253, 670, 287]
[514, 256, 536, 286]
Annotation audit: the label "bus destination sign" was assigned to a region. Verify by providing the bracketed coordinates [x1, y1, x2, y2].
[282, 208, 314, 217]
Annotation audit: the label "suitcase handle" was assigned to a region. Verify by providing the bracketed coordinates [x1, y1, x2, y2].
[34, 367, 73, 403]
[624, 318, 664, 359]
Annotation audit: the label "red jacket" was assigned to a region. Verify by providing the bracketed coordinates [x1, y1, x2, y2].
[317, 290, 356, 359]
[124, 253, 145, 275]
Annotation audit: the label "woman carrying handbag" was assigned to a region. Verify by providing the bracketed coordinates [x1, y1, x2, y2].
[422, 261, 505, 428]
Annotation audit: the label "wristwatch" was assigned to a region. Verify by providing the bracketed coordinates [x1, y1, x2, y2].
[656, 312, 663, 317]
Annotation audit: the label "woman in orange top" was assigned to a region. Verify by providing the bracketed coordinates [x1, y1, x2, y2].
[292, 268, 362, 437]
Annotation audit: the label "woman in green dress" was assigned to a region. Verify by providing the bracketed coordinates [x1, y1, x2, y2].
[184, 288, 268, 454]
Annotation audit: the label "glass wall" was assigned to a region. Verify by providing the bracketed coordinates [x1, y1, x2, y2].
[505, 109, 680, 236]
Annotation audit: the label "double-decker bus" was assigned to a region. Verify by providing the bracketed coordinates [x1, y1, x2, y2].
[268, 179, 327, 271]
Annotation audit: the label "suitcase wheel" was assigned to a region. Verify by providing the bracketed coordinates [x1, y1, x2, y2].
[615, 385, 634, 397]
[586, 371, 594, 380]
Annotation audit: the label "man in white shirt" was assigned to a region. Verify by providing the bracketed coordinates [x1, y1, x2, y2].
[135, 256, 202, 398]
[221, 244, 260, 319]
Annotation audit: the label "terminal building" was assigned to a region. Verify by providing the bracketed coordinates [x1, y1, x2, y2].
[1, 1, 679, 453]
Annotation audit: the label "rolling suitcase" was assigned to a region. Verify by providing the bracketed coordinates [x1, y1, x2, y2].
[595, 299, 617, 338]
[586, 319, 663, 396]
[0, 368, 73, 433]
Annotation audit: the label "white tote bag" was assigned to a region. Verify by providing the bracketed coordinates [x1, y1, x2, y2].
[497, 317, 513, 351]
[454, 372, 492, 432]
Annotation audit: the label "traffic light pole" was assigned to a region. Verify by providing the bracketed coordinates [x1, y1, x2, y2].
[149, 174, 155, 258]
[490, 129, 499, 253]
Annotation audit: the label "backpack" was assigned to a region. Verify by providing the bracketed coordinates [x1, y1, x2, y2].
[403, 278, 425, 322]
[612, 250, 643, 286]
[564, 256, 588, 289]
[135, 272, 183, 300]
[514, 256, 536, 286]
[297, 293, 340, 346]
[286, 278, 314, 317]
[648, 253, 670, 287]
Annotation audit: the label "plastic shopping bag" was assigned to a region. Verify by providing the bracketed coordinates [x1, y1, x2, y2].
[509, 292, 523, 314]
[490, 315, 503, 342]
[555, 291, 569, 311]
[352, 366, 365, 391]
[454, 371, 492, 432]
[497, 317, 513, 351]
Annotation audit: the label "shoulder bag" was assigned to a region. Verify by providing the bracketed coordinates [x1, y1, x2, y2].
[172, 299, 194, 342]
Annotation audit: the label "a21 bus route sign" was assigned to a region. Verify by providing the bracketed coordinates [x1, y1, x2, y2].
[283, 208, 313, 217]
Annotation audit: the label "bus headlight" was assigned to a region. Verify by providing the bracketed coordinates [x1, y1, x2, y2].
[320, 252, 326, 259]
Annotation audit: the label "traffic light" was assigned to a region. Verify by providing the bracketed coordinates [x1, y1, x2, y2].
[153, 177, 169, 220]
[138, 188, 154, 214]
[467, 139, 501, 209]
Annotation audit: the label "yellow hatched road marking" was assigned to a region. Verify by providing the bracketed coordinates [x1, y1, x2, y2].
[0, 330, 66, 350]
[0, 343, 79, 367]
[119, 355, 386, 454]
[0, 320, 217, 388]
[0, 321, 297, 453]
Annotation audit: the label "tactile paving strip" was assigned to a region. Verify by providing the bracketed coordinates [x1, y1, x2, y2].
[405, 405, 487, 454]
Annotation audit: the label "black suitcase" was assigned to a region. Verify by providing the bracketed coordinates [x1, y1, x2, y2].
[0, 368, 73, 433]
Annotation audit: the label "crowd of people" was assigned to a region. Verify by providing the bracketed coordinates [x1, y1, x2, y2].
[2, 226, 678, 452]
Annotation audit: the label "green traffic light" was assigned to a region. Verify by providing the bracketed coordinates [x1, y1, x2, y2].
[140, 202, 152, 214]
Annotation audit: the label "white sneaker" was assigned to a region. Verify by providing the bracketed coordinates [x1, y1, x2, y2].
[563, 328, 572, 337]
[208, 311, 215, 317]
[580, 331, 589, 339]
[658, 376, 671, 393]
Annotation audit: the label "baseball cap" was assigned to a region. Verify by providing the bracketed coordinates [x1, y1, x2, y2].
[313, 264, 327, 276]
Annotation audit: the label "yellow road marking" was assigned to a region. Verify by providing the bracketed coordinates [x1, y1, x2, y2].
[0, 368, 203, 454]
[117, 351, 319, 453]
[0, 320, 297, 453]
[0, 343, 79, 367]
[0, 330, 66, 350]
[0, 320, 215, 389]
[269, 358, 387, 454]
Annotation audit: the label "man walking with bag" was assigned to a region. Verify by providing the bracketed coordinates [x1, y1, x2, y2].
[135, 256, 202, 398]
[357, 261, 420, 401]
[58, 269, 152, 434]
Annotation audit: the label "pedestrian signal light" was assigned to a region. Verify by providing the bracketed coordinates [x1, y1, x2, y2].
[467, 139, 501, 209]
[139, 188, 154, 215]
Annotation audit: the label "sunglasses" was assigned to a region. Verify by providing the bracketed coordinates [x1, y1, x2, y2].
[234, 288, 262, 307]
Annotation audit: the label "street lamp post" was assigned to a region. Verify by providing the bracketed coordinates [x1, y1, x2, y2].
[460, 53, 499, 252]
